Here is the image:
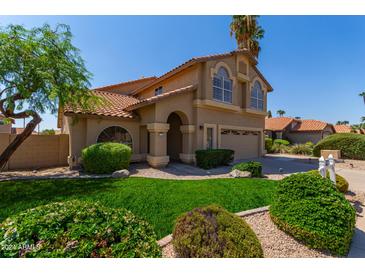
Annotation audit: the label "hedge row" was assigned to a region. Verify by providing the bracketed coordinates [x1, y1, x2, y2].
[195, 149, 234, 169]
[313, 133, 365, 160]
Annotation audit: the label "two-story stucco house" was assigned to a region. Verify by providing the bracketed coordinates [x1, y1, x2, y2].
[58, 49, 273, 168]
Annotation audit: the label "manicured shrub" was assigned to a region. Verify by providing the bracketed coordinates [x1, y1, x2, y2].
[270, 139, 291, 154]
[195, 149, 234, 169]
[265, 137, 273, 153]
[290, 143, 313, 155]
[306, 170, 349, 193]
[232, 161, 262, 177]
[82, 142, 132, 174]
[270, 173, 355, 256]
[172, 205, 263, 258]
[273, 139, 290, 146]
[313, 133, 365, 160]
[0, 200, 161, 258]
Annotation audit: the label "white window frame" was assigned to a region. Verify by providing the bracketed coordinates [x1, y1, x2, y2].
[212, 68, 233, 104]
[250, 81, 264, 111]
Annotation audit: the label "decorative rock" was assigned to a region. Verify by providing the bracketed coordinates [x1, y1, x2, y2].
[111, 169, 130, 178]
[229, 169, 251, 178]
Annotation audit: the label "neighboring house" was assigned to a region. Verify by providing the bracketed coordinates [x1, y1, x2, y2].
[265, 117, 334, 144]
[333, 124, 353, 133]
[58, 49, 273, 168]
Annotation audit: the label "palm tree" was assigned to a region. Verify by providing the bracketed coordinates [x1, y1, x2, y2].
[277, 110, 286, 117]
[230, 15, 265, 58]
[359, 91, 365, 105]
[267, 110, 272, 118]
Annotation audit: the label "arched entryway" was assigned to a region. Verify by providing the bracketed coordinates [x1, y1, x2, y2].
[167, 112, 183, 161]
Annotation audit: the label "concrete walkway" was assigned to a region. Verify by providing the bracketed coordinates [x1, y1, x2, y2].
[335, 168, 365, 258]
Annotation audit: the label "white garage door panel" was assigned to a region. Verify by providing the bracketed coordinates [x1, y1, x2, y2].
[220, 131, 259, 160]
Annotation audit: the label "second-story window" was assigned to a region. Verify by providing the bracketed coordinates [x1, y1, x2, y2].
[212, 67, 232, 103]
[250, 81, 264, 111]
[155, 86, 163, 96]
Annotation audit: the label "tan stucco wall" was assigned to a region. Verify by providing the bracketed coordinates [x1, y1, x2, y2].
[285, 125, 334, 144]
[137, 65, 199, 99]
[0, 133, 69, 170]
[0, 124, 11, 133]
[65, 115, 142, 163]
[200, 55, 268, 111]
[194, 107, 265, 156]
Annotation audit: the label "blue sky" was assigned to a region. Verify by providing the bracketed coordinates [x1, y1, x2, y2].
[1, 16, 365, 130]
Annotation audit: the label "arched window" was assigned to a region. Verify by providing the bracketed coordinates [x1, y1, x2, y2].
[250, 81, 264, 111]
[212, 67, 233, 103]
[97, 126, 132, 148]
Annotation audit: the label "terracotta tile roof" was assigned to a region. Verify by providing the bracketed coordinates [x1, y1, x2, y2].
[334, 125, 352, 133]
[291, 119, 330, 132]
[126, 85, 197, 111]
[265, 117, 294, 131]
[64, 90, 139, 119]
[132, 49, 273, 95]
[94, 76, 157, 95]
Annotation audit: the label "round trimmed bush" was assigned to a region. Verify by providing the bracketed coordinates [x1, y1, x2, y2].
[306, 170, 349, 193]
[270, 173, 355, 256]
[313, 133, 365, 160]
[82, 142, 132, 174]
[0, 200, 161, 258]
[172, 205, 263, 258]
[232, 161, 262, 177]
[265, 137, 273, 153]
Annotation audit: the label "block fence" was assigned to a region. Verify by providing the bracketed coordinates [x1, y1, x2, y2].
[0, 133, 69, 171]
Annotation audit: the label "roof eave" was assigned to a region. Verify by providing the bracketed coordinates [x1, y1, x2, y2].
[126, 84, 197, 111]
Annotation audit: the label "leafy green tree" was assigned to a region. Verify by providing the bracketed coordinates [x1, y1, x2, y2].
[0, 24, 97, 168]
[41, 129, 56, 135]
[359, 91, 365, 105]
[276, 110, 286, 117]
[230, 15, 264, 58]
[336, 121, 349, 125]
[267, 110, 272, 118]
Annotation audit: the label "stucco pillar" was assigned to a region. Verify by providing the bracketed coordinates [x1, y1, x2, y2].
[179, 125, 196, 164]
[146, 123, 170, 168]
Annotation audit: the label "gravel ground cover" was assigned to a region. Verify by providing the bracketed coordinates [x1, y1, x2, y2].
[162, 211, 333, 258]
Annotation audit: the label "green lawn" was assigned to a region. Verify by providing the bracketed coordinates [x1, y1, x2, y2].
[0, 177, 276, 239]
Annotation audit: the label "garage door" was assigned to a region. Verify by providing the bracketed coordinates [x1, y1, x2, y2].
[220, 129, 259, 160]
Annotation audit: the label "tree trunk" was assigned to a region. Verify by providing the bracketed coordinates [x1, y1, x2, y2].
[0, 113, 41, 170]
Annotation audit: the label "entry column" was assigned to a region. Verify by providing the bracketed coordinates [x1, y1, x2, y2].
[146, 123, 170, 168]
[179, 125, 195, 164]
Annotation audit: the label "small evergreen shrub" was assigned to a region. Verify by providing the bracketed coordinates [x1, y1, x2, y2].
[290, 143, 313, 155]
[313, 133, 365, 160]
[172, 205, 263, 258]
[306, 170, 349, 193]
[270, 173, 355, 256]
[82, 142, 132, 174]
[232, 161, 262, 177]
[195, 149, 234, 169]
[0, 200, 161, 258]
[265, 137, 273, 153]
[271, 143, 290, 154]
[273, 139, 290, 146]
